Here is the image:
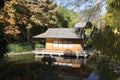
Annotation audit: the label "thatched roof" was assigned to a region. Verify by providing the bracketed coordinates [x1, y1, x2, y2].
[33, 28, 83, 39]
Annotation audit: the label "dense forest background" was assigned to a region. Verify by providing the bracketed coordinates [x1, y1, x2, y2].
[0, 0, 80, 53]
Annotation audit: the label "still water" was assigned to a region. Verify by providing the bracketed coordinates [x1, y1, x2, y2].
[54, 57, 88, 67]
[36, 56, 98, 80]
[53, 56, 98, 80]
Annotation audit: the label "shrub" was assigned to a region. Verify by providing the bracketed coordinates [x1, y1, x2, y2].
[35, 43, 44, 49]
[8, 43, 33, 53]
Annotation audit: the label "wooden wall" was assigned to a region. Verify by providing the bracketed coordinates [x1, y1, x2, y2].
[46, 38, 83, 51]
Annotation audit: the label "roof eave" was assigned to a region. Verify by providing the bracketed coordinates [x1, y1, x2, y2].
[33, 36, 82, 39]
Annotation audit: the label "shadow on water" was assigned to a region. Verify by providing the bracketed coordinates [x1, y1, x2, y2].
[42, 56, 98, 80]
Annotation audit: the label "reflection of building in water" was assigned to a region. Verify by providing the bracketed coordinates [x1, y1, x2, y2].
[53, 57, 88, 68]
[35, 56, 88, 68]
[80, 58, 88, 65]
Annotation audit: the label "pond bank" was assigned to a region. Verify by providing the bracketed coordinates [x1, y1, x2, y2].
[7, 51, 34, 55]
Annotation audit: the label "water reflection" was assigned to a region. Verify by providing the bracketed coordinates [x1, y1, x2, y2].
[54, 56, 94, 78]
[35, 56, 95, 79]
[54, 56, 89, 67]
[83, 72, 97, 80]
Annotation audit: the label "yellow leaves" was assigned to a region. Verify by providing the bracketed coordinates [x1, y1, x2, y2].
[44, 23, 48, 26]
[4, 25, 20, 35]
[5, 1, 15, 12]
[0, 0, 57, 36]
[105, 0, 120, 30]
[85, 28, 92, 36]
[7, 18, 15, 25]
[30, 15, 42, 25]
[49, 9, 57, 15]
[39, 2, 45, 8]
[106, 0, 120, 11]
[114, 28, 120, 35]
[8, 12, 15, 18]
[106, 0, 114, 4]
[26, 23, 32, 30]
[28, 0, 57, 27]
[0, 15, 4, 22]
[6, 12, 16, 24]
[3, 1, 16, 25]
[49, 20, 55, 24]
[0, 0, 29, 36]
[52, 15, 56, 20]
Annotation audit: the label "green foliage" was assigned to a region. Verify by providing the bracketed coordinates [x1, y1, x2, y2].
[92, 26, 120, 61]
[97, 58, 116, 80]
[56, 6, 79, 28]
[8, 43, 33, 53]
[35, 43, 44, 48]
[7, 54, 35, 63]
[13, 4, 27, 14]
[85, 39, 93, 45]
[91, 25, 120, 79]
[104, 0, 120, 28]
[106, 0, 120, 11]
[103, 12, 120, 27]
[90, 0, 120, 77]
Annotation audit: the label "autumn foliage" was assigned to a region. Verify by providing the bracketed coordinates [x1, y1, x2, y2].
[0, 0, 57, 36]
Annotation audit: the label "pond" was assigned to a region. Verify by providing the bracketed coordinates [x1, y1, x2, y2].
[83, 72, 98, 80]
[54, 56, 98, 80]
[35, 55, 98, 80]
[0, 53, 98, 80]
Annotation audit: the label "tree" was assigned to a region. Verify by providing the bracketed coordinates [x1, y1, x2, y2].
[29, 0, 57, 28]
[0, 0, 31, 37]
[56, 6, 79, 28]
[91, 0, 120, 79]
[104, 0, 120, 28]
[0, 0, 4, 10]
[26, 23, 32, 45]
[106, 0, 120, 11]
[80, 3, 102, 24]
[55, 0, 120, 79]
[0, 35, 8, 60]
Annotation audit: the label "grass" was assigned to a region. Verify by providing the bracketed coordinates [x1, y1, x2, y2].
[8, 43, 33, 53]
[6, 53, 35, 63]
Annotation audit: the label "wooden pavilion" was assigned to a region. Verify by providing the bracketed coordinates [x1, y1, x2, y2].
[33, 28, 90, 58]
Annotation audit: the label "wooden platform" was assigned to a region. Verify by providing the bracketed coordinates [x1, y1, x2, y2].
[33, 49, 91, 58]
